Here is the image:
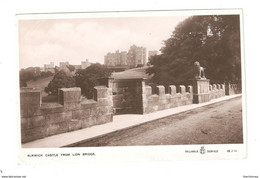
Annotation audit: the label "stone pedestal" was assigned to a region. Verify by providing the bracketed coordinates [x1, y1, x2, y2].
[190, 79, 210, 104]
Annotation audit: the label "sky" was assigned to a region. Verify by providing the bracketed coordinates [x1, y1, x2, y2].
[18, 15, 188, 69]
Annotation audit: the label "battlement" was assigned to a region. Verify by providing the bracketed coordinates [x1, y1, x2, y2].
[20, 83, 113, 143]
[225, 83, 242, 95]
[209, 83, 225, 100]
[20, 77, 241, 143]
[143, 85, 193, 114]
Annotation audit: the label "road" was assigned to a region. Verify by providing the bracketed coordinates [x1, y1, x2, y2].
[73, 96, 243, 147]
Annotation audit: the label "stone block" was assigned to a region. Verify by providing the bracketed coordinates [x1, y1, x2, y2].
[209, 85, 212, 91]
[21, 126, 47, 143]
[152, 105, 159, 112]
[96, 114, 113, 125]
[81, 116, 96, 128]
[95, 106, 113, 115]
[58, 87, 81, 105]
[40, 104, 65, 115]
[159, 98, 167, 105]
[213, 84, 217, 90]
[46, 111, 72, 124]
[47, 122, 69, 136]
[145, 86, 152, 96]
[158, 104, 166, 110]
[72, 109, 91, 120]
[221, 84, 225, 90]
[107, 88, 113, 96]
[81, 100, 98, 109]
[69, 119, 82, 131]
[94, 86, 108, 101]
[217, 84, 220, 90]
[187, 85, 193, 93]
[20, 89, 41, 105]
[20, 89, 42, 118]
[151, 95, 159, 103]
[193, 93, 210, 104]
[21, 115, 47, 130]
[155, 85, 165, 96]
[178, 85, 186, 94]
[20, 105, 42, 118]
[97, 97, 113, 106]
[190, 79, 210, 94]
[64, 103, 81, 111]
[169, 85, 176, 95]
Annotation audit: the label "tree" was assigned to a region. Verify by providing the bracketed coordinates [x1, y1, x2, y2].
[40, 71, 53, 78]
[147, 15, 241, 85]
[45, 71, 76, 94]
[67, 65, 75, 72]
[19, 67, 41, 87]
[75, 63, 112, 99]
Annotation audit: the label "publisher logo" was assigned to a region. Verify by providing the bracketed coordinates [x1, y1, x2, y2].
[200, 146, 206, 154]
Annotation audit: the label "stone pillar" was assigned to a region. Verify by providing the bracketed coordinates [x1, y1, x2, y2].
[112, 78, 146, 114]
[190, 79, 210, 104]
[178, 85, 186, 94]
[225, 82, 231, 95]
[94, 86, 108, 101]
[155, 85, 165, 96]
[187, 85, 193, 93]
[58, 87, 81, 105]
[145, 85, 152, 96]
[20, 89, 42, 117]
[169, 85, 177, 95]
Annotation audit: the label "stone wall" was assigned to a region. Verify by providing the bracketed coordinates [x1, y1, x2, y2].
[20, 86, 113, 143]
[209, 84, 225, 100]
[143, 85, 193, 114]
[225, 83, 242, 95]
[111, 79, 144, 114]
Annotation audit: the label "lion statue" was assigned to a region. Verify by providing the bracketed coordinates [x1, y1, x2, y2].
[194, 61, 206, 79]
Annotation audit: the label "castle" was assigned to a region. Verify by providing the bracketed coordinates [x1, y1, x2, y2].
[104, 45, 147, 67]
[42, 59, 90, 73]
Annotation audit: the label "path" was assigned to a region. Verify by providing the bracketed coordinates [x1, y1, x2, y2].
[72, 96, 243, 147]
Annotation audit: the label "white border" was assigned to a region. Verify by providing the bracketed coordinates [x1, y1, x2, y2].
[16, 9, 246, 164]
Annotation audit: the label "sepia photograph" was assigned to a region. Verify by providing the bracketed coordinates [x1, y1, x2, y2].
[17, 9, 246, 163]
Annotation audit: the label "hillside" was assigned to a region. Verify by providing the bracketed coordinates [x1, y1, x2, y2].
[111, 66, 152, 80]
[27, 76, 53, 97]
[25, 67, 152, 98]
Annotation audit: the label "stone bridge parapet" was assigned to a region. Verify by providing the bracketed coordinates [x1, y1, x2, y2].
[20, 84, 113, 143]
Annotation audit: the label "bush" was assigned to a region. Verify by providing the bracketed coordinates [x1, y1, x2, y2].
[19, 67, 41, 87]
[75, 63, 112, 99]
[20, 80, 27, 87]
[45, 71, 76, 95]
[40, 71, 53, 78]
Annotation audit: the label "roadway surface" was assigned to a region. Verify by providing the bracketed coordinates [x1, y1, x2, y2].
[72, 96, 243, 147]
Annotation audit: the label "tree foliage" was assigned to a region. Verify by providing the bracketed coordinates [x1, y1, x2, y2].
[147, 15, 241, 85]
[19, 67, 41, 87]
[40, 71, 53, 78]
[19, 67, 55, 87]
[67, 65, 75, 72]
[75, 63, 112, 99]
[44, 70, 76, 94]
